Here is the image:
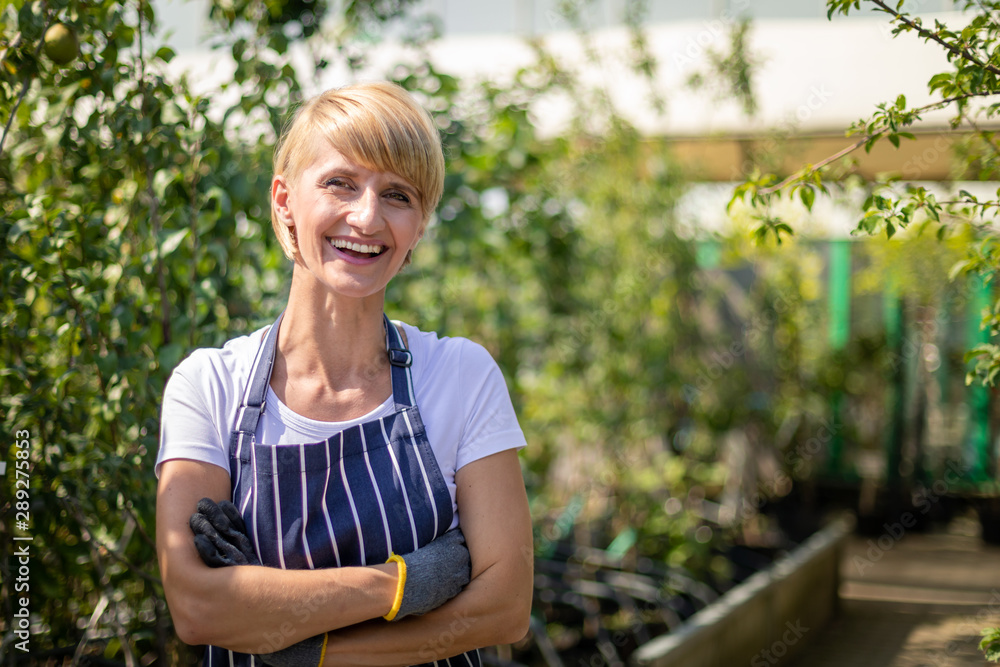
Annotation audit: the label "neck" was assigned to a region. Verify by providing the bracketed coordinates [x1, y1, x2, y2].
[277, 270, 389, 390]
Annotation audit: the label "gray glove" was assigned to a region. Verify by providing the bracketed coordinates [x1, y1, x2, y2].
[386, 528, 471, 621]
[254, 635, 326, 667]
[189, 498, 325, 667]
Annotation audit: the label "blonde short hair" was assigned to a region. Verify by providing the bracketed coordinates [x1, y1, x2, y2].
[270, 81, 445, 260]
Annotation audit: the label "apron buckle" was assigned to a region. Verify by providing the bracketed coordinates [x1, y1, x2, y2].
[387, 348, 412, 367]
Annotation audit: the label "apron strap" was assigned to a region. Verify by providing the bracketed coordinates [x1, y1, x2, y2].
[384, 314, 417, 410]
[233, 311, 284, 438]
[233, 312, 415, 438]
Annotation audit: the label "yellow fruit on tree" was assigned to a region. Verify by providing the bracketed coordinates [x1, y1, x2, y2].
[44, 23, 79, 65]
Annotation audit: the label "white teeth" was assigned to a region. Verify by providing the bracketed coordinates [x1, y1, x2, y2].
[331, 239, 383, 255]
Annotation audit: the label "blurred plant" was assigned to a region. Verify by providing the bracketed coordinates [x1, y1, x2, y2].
[730, 1, 1000, 382]
[685, 17, 758, 118]
[0, 0, 288, 662]
[724, 2, 1000, 648]
[982, 626, 1000, 662]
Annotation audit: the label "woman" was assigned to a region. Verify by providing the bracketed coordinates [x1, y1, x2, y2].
[155, 81, 533, 667]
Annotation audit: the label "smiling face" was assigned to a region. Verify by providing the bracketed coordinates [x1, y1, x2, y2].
[270, 82, 445, 264]
[272, 143, 425, 300]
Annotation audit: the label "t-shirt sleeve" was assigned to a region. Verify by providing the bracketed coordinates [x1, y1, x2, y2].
[455, 341, 527, 470]
[155, 358, 230, 478]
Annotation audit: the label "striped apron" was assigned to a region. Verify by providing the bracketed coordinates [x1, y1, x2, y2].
[204, 313, 481, 667]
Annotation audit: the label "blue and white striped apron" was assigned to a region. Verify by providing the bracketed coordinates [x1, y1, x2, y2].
[204, 313, 481, 667]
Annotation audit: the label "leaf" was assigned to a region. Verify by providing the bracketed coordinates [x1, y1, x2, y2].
[159, 228, 190, 256]
[799, 186, 816, 211]
[865, 214, 885, 234]
[155, 46, 176, 63]
[950, 259, 974, 281]
[17, 1, 45, 40]
[980, 627, 1000, 662]
[153, 168, 179, 200]
[158, 343, 184, 371]
[928, 72, 953, 90]
[104, 637, 122, 659]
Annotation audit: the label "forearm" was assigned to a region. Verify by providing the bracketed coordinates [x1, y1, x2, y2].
[166, 559, 397, 653]
[157, 460, 398, 652]
[322, 564, 532, 666]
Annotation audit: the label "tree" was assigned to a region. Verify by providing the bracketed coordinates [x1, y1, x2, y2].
[728, 2, 1000, 659]
[1, 0, 292, 661]
[732, 0, 1000, 383]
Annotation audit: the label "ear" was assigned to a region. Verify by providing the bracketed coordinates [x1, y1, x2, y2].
[272, 175, 293, 226]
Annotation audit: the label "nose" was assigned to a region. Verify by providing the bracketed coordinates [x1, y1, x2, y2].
[347, 187, 383, 232]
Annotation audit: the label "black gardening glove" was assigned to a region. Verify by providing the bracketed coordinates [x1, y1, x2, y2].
[385, 527, 471, 620]
[189, 498, 326, 667]
[189, 497, 261, 567]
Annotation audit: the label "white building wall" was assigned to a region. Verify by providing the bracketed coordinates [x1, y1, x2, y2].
[154, 0, 964, 137]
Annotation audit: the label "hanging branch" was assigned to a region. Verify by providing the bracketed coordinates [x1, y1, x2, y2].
[757, 90, 998, 196]
[869, 0, 1000, 78]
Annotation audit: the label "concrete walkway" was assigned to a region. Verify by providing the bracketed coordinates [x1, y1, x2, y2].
[788, 514, 1000, 667]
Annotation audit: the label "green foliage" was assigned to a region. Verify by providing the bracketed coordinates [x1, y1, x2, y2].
[729, 4, 1000, 651]
[0, 0, 296, 661]
[732, 0, 1000, 386]
[982, 626, 1000, 662]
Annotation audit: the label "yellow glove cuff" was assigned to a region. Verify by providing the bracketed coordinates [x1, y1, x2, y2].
[383, 554, 407, 621]
[316, 632, 329, 667]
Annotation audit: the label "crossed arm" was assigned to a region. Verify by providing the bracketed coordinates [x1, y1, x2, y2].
[155, 449, 533, 663]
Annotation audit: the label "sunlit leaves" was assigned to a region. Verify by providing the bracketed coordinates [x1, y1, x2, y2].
[1, 0, 289, 661]
[981, 627, 1000, 662]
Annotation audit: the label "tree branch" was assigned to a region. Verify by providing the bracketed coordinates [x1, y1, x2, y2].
[136, 0, 171, 346]
[0, 71, 31, 158]
[0, 19, 53, 159]
[960, 108, 1000, 163]
[936, 199, 1000, 209]
[759, 135, 868, 195]
[758, 91, 997, 195]
[869, 0, 1000, 78]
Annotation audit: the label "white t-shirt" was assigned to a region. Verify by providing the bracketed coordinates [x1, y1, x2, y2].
[156, 321, 527, 529]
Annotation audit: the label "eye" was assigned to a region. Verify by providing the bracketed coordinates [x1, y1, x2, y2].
[324, 177, 352, 189]
[386, 191, 411, 204]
